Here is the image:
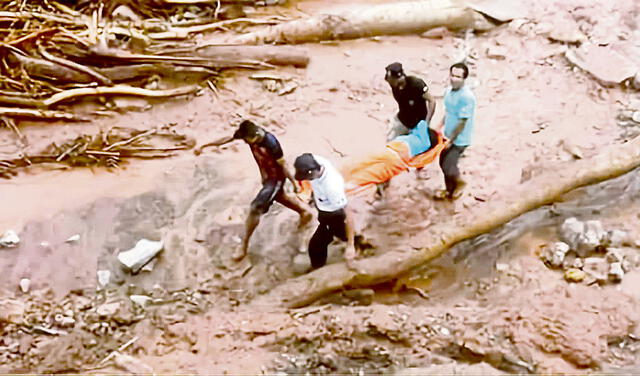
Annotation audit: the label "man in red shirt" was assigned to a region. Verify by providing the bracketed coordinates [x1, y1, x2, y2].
[195, 120, 313, 261]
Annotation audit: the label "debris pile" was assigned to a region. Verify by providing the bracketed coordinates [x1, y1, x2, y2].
[540, 217, 638, 284]
[0, 126, 194, 178]
[0, 0, 294, 125]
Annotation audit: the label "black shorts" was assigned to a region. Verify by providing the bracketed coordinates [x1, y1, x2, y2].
[250, 179, 284, 213]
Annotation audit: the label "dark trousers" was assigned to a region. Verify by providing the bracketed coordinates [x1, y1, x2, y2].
[439, 144, 467, 194]
[309, 209, 347, 269]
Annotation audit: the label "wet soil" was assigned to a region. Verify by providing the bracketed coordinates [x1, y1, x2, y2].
[2, 0, 640, 374]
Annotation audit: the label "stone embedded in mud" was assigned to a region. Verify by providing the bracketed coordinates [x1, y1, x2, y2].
[564, 268, 586, 283]
[0, 230, 20, 248]
[565, 43, 638, 86]
[542, 242, 570, 267]
[605, 230, 629, 247]
[292, 253, 311, 274]
[0, 299, 25, 324]
[608, 262, 624, 283]
[605, 248, 625, 264]
[117, 239, 164, 273]
[559, 218, 606, 256]
[560, 217, 584, 249]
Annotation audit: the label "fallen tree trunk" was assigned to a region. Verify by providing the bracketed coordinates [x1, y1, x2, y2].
[90, 45, 309, 68]
[43, 84, 199, 107]
[224, 0, 488, 45]
[252, 136, 640, 308]
[98, 64, 216, 81]
[192, 44, 310, 68]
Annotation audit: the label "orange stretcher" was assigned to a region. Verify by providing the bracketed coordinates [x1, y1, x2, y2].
[299, 130, 446, 198]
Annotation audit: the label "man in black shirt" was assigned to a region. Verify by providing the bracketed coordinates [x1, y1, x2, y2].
[385, 62, 436, 140]
[195, 120, 313, 261]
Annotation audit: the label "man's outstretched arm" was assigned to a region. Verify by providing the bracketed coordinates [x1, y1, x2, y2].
[194, 135, 235, 155]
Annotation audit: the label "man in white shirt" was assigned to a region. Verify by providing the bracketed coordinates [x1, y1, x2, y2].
[294, 153, 356, 269]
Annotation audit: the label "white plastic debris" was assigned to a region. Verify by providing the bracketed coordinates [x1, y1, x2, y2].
[117, 239, 164, 273]
[0, 230, 20, 248]
[65, 234, 80, 243]
[97, 270, 111, 287]
[19, 278, 30, 293]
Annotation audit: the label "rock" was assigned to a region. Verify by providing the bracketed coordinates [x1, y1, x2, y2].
[114, 352, 154, 374]
[0, 299, 25, 324]
[565, 44, 638, 86]
[608, 262, 624, 283]
[582, 220, 606, 251]
[117, 239, 163, 273]
[97, 270, 111, 288]
[561, 218, 606, 256]
[130, 295, 152, 308]
[564, 268, 586, 283]
[605, 230, 629, 247]
[0, 230, 20, 248]
[19, 278, 30, 293]
[560, 217, 584, 249]
[292, 253, 311, 274]
[605, 248, 625, 263]
[65, 234, 80, 243]
[542, 242, 570, 267]
[583, 257, 609, 282]
[96, 302, 121, 317]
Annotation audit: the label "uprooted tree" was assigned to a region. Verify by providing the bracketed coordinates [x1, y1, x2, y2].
[251, 136, 640, 308]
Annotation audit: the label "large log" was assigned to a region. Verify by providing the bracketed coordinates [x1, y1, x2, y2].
[192, 44, 310, 68]
[252, 136, 640, 308]
[224, 0, 488, 45]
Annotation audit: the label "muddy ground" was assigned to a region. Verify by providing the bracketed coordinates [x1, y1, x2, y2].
[2, 0, 640, 374]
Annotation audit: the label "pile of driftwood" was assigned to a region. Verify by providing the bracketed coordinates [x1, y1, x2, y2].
[0, 125, 195, 178]
[0, 0, 301, 122]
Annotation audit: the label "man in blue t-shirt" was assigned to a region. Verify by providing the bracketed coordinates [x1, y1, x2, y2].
[437, 62, 476, 200]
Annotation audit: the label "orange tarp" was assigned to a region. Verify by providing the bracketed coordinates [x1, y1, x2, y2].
[298, 131, 446, 198]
